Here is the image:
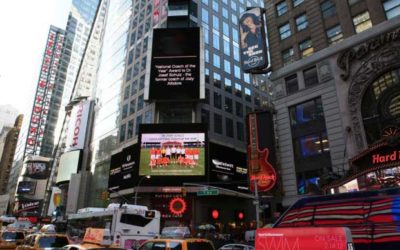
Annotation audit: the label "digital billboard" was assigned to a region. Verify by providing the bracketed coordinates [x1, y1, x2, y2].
[138, 123, 207, 183]
[56, 150, 81, 184]
[108, 144, 139, 193]
[17, 181, 37, 195]
[145, 27, 204, 101]
[239, 7, 269, 73]
[23, 162, 49, 179]
[209, 143, 248, 192]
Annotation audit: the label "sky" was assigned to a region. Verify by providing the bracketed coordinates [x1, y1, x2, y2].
[0, 0, 72, 115]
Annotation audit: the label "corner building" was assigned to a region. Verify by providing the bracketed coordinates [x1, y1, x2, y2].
[87, 0, 272, 233]
[265, 0, 400, 207]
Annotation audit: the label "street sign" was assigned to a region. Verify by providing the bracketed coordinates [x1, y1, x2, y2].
[197, 189, 219, 196]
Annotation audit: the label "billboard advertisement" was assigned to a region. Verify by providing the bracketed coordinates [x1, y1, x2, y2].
[239, 7, 269, 73]
[209, 143, 248, 192]
[65, 100, 91, 152]
[247, 111, 277, 192]
[145, 27, 204, 101]
[15, 199, 43, 215]
[56, 150, 82, 184]
[23, 161, 49, 179]
[108, 144, 139, 193]
[139, 132, 205, 176]
[17, 181, 37, 195]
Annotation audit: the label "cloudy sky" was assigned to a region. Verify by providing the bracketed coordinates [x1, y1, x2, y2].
[0, 0, 71, 115]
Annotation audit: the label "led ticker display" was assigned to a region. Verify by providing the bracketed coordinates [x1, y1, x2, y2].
[145, 27, 204, 101]
[26, 27, 64, 155]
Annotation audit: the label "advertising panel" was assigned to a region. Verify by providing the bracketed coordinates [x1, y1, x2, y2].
[16, 181, 37, 195]
[15, 199, 43, 215]
[209, 143, 248, 192]
[256, 227, 353, 250]
[23, 161, 49, 179]
[247, 111, 277, 192]
[108, 144, 139, 193]
[65, 100, 91, 152]
[56, 150, 82, 184]
[139, 132, 205, 176]
[145, 27, 204, 101]
[47, 186, 62, 216]
[239, 7, 269, 73]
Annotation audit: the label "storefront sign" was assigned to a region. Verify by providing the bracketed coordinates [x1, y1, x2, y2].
[372, 150, 399, 164]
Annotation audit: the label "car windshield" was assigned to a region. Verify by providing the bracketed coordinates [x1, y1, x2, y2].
[187, 242, 214, 250]
[1, 232, 24, 240]
[38, 236, 69, 248]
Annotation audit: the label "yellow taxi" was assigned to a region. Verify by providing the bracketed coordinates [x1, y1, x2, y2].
[0, 230, 25, 249]
[137, 238, 215, 250]
[62, 228, 124, 250]
[16, 233, 69, 250]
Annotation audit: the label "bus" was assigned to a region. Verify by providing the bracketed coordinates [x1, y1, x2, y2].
[66, 203, 160, 249]
[273, 187, 400, 250]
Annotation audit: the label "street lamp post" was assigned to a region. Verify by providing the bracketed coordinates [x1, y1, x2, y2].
[134, 175, 150, 205]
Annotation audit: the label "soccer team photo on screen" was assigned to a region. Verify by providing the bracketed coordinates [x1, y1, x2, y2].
[139, 132, 206, 176]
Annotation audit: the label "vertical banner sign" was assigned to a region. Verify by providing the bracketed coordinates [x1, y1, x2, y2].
[145, 27, 202, 101]
[239, 8, 268, 73]
[65, 100, 91, 152]
[26, 28, 64, 155]
[247, 112, 277, 192]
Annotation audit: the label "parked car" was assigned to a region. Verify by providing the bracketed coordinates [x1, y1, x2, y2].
[218, 243, 255, 250]
[138, 238, 215, 250]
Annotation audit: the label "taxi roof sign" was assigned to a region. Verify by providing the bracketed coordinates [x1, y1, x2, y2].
[83, 228, 112, 246]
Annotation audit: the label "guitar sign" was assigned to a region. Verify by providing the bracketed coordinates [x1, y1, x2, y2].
[248, 113, 276, 192]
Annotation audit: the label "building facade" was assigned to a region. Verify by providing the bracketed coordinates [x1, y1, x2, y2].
[265, 0, 400, 207]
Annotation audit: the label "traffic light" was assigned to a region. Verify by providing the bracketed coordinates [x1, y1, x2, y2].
[235, 210, 245, 221]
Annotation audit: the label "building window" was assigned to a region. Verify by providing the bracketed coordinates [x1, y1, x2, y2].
[144, 110, 152, 123]
[293, 132, 330, 158]
[383, 0, 400, 20]
[279, 23, 291, 40]
[299, 38, 314, 57]
[214, 92, 222, 109]
[201, 109, 210, 129]
[122, 104, 128, 119]
[223, 21, 230, 37]
[303, 66, 318, 87]
[234, 65, 241, 79]
[326, 25, 343, 45]
[237, 122, 244, 141]
[214, 113, 223, 134]
[293, 0, 304, 7]
[245, 88, 251, 102]
[285, 74, 298, 95]
[282, 47, 294, 66]
[236, 101, 243, 117]
[321, 0, 336, 18]
[213, 15, 219, 30]
[276, 1, 288, 16]
[226, 118, 234, 138]
[119, 124, 126, 142]
[224, 60, 231, 74]
[137, 94, 144, 110]
[353, 11, 372, 33]
[213, 33, 220, 49]
[289, 98, 324, 126]
[295, 14, 308, 31]
[202, 8, 209, 24]
[213, 72, 222, 88]
[235, 83, 242, 98]
[124, 86, 130, 100]
[131, 80, 138, 96]
[223, 39, 230, 56]
[127, 120, 134, 139]
[224, 97, 233, 113]
[213, 54, 221, 68]
[129, 99, 136, 115]
[135, 115, 142, 136]
[348, 0, 362, 5]
[224, 78, 232, 93]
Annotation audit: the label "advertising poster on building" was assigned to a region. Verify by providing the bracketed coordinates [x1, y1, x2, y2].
[56, 150, 82, 184]
[239, 7, 269, 73]
[209, 143, 248, 192]
[65, 100, 91, 152]
[145, 27, 204, 101]
[16, 181, 37, 195]
[139, 132, 205, 176]
[47, 187, 62, 216]
[108, 144, 139, 192]
[15, 199, 42, 215]
[23, 161, 49, 179]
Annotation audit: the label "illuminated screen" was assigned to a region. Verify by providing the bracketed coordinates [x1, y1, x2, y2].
[56, 150, 81, 184]
[139, 132, 205, 176]
[17, 181, 37, 194]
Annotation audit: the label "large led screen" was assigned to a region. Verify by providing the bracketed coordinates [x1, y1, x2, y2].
[145, 27, 204, 101]
[17, 181, 37, 195]
[138, 124, 207, 178]
[23, 162, 49, 179]
[56, 150, 81, 184]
